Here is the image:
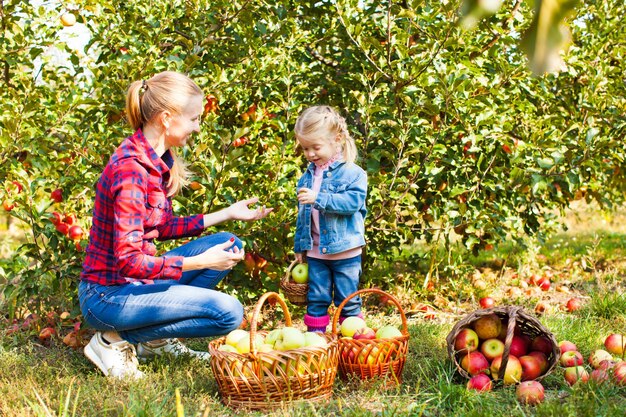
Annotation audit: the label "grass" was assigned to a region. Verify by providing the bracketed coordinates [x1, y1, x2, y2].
[1, 203, 626, 416]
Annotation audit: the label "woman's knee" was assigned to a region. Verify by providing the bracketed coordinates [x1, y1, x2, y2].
[213, 231, 243, 250]
[217, 296, 244, 332]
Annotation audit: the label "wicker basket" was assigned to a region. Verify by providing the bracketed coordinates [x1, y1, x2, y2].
[331, 288, 410, 384]
[446, 306, 560, 382]
[279, 259, 308, 306]
[208, 292, 339, 410]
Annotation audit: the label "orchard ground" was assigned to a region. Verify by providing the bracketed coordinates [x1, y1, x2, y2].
[1, 202, 625, 416]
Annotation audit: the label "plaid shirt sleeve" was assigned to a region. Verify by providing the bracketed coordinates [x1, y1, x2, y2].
[111, 160, 198, 281]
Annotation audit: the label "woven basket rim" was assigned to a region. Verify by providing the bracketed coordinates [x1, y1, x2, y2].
[445, 305, 560, 382]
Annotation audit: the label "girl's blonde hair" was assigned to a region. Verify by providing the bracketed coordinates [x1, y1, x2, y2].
[126, 71, 203, 197]
[294, 105, 357, 164]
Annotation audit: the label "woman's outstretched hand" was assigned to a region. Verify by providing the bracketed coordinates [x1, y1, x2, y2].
[228, 197, 273, 221]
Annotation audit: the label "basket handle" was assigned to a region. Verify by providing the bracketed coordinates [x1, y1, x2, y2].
[280, 259, 300, 284]
[330, 288, 408, 335]
[498, 306, 521, 381]
[249, 292, 292, 355]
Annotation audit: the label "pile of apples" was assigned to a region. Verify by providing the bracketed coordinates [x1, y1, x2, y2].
[558, 333, 626, 386]
[216, 326, 329, 377]
[454, 313, 555, 395]
[339, 316, 402, 365]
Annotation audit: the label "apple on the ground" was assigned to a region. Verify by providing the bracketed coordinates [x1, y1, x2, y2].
[590, 368, 610, 383]
[566, 297, 583, 312]
[490, 354, 523, 384]
[291, 263, 309, 284]
[564, 366, 589, 386]
[558, 340, 578, 354]
[460, 351, 490, 376]
[466, 373, 492, 391]
[560, 350, 584, 367]
[472, 314, 502, 340]
[588, 349, 614, 369]
[480, 338, 505, 362]
[516, 380, 545, 405]
[613, 362, 626, 385]
[454, 328, 479, 354]
[479, 297, 495, 309]
[519, 355, 543, 381]
[604, 334, 625, 356]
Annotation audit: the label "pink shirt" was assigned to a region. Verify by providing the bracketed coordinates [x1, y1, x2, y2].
[307, 165, 362, 260]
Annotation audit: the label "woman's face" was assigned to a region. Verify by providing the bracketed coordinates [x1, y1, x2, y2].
[297, 134, 340, 167]
[165, 94, 203, 148]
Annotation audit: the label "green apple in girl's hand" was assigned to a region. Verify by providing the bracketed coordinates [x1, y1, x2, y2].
[291, 264, 309, 284]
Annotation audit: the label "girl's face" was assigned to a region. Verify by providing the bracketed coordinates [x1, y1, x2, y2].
[297, 134, 340, 167]
[164, 94, 203, 149]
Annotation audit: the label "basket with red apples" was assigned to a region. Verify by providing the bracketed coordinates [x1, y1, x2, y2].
[208, 292, 339, 410]
[446, 306, 560, 388]
[331, 289, 410, 384]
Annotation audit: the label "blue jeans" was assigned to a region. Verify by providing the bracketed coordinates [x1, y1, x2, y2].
[78, 232, 244, 344]
[306, 255, 362, 318]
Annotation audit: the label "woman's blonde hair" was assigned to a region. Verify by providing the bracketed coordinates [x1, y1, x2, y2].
[294, 105, 357, 164]
[126, 71, 203, 196]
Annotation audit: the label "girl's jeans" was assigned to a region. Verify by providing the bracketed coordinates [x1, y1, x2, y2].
[306, 255, 362, 318]
[78, 232, 244, 344]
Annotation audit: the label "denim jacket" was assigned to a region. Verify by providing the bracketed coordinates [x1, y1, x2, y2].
[294, 160, 367, 255]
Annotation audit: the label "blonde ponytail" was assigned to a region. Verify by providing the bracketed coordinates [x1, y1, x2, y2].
[125, 71, 202, 196]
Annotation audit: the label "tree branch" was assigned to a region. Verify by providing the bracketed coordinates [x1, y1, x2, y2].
[470, 0, 523, 59]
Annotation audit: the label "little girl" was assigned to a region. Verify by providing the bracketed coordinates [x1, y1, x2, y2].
[293, 105, 368, 333]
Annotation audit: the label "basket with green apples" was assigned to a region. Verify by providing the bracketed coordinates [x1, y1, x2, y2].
[280, 259, 309, 306]
[446, 306, 560, 389]
[208, 292, 339, 410]
[331, 288, 410, 384]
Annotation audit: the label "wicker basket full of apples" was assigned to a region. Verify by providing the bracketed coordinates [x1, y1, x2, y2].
[331, 289, 410, 384]
[446, 306, 560, 389]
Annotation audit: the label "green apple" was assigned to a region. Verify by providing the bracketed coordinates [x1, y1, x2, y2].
[265, 328, 282, 346]
[291, 263, 309, 284]
[340, 316, 367, 337]
[218, 344, 239, 353]
[225, 329, 249, 347]
[375, 325, 402, 339]
[235, 333, 265, 354]
[304, 331, 328, 347]
[279, 327, 306, 350]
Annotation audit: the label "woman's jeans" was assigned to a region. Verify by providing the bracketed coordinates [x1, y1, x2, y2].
[78, 232, 244, 344]
[306, 255, 362, 318]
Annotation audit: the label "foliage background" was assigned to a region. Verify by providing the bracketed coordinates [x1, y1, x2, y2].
[0, 0, 625, 316]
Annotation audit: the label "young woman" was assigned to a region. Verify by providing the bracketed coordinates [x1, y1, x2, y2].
[79, 71, 272, 379]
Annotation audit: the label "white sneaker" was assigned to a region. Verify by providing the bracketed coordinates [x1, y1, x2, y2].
[83, 332, 144, 380]
[137, 338, 211, 361]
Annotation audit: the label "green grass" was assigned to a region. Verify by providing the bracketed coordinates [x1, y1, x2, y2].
[2, 207, 626, 416]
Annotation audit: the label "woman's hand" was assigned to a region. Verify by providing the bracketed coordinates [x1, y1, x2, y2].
[297, 188, 317, 205]
[228, 197, 273, 221]
[183, 239, 245, 272]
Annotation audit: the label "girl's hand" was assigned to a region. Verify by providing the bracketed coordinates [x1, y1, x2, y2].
[228, 197, 273, 221]
[297, 188, 317, 205]
[295, 252, 304, 263]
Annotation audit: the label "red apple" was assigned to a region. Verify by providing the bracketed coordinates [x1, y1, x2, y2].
[589, 349, 614, 369]
[353, 327, 376, 340]
[558, 340, 578, 354]
[466, 373, 492, 391]
[480, 338, 505, 362]
[460, 351, 490, 376]
[564, 366, 589, 386]
[509, 335, 529, 357]
[2, 200, 14, 211]
[528, 351, 549, 374]
[604, 334, 625, 356]
[38, 326, 56, 342]
[560, 350, 584, 367]
[590, 368, 610, 383]
[8, 181, 23, 194]
[566, 297, 582, 312]
[536, 276, 550, 291]
[455, 328, 480, 354]
[50, 212, 63, 226]
[519, 355, 543, 381]
[516, 380, 545, 405]
[479, 297, 495, 309]
[68, 225, 83, 241]
[491, 355, 523, 384]
[51, 188, 63, 203]
[55, 222, 70, 236]
[63, 213, 76, 225]
[531, 335, 553, 355]
[473, 314, 502, 340]
[613, 362, 626, 385]
[243, 253, 256, 271]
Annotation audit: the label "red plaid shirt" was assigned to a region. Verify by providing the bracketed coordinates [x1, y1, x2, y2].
[80, 129, 204, 285]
